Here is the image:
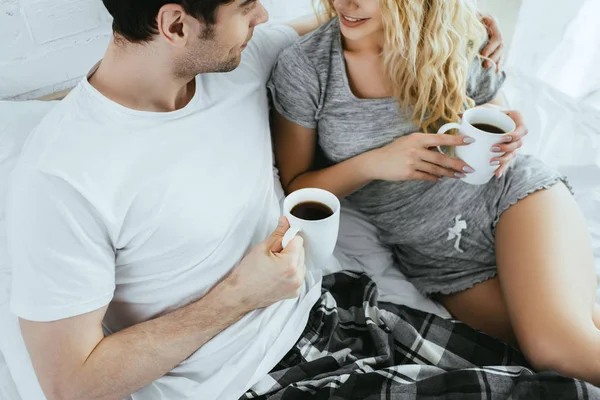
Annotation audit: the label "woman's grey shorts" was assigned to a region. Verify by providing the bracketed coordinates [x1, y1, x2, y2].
[365, 155, 570, 296]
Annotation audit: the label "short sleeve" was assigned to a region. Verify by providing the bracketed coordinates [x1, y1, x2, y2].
[244, 24, 299, 83]
[267, 44, 321, 129]
[7, 164, 115, 322]
[466, 49, 506, 106]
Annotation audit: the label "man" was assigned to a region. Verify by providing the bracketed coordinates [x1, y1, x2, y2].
[7, 1, 510, 399]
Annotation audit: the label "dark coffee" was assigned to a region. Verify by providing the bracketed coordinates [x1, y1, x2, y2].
[291, 201, 334, 221]
[472, 123, 506, 134]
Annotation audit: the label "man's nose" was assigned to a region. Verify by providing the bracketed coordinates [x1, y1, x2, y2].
[253, 1, 269, 27]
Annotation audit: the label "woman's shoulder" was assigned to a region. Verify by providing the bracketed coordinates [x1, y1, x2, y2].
[280, 17, 339, 69]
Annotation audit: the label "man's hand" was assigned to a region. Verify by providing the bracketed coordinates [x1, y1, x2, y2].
[480, 13, 504, 71]
[19, 217, 306, 400]
[287, 14, 325, 36]
[228, 217, 306, 310]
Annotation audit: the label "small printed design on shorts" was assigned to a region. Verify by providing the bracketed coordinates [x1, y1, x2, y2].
[447, 215, 467, 253]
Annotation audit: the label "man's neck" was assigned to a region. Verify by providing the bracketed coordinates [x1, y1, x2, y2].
[88, 39, 196, 113]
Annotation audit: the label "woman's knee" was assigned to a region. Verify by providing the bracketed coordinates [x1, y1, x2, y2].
[441, 278, 517, 344]
[518, 328, 600, 382]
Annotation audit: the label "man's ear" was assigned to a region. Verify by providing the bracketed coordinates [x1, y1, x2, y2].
[157, 4, 202, 47]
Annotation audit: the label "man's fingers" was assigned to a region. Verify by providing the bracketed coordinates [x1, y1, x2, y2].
[481, 15, 503, 55]
[269, 217, 291, 253]
[280, 235, 304, 261]
[489, 44, 504, 65]
[480, 14, 504, 70]
[483, 40, 501, 59]
[421, 150, 471, 174]
[297, 248, 306, 280]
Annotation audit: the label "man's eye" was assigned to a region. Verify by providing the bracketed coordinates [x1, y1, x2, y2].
[243, 1, 257, 15]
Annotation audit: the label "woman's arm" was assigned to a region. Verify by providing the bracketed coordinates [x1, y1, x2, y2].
[273, 112, 374, 198]
[273, 112, 475, 198]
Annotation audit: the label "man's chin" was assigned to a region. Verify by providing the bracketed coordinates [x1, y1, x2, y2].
[217, 54, 242, 73]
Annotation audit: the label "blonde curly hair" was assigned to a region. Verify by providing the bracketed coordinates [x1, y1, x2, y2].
[317, 0, 487, 132]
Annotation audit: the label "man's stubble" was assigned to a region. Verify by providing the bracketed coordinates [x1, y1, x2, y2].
[174, 26, 241, 78]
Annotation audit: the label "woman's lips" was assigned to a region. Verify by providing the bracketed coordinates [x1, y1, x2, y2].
[339, 13, 370, 28]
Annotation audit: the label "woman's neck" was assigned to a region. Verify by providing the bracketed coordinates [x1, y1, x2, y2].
[341, 29, 384, 54]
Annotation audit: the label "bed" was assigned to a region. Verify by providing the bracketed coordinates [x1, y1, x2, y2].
[1, 79, 600, 400]
[1, 5, 599, 396]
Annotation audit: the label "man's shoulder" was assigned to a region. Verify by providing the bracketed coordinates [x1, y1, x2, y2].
[32, 84, 95, 133]
[18, 84, 114, 169]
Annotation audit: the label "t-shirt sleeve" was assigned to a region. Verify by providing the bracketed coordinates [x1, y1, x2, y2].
[7, 164, 116, 322]
[244, 24, 300, 83]
[466, 42, 506, 106]
[266, 43, 321, 129]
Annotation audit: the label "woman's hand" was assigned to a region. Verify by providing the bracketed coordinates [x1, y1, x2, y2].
[490, 110, 529, 178]
[480, 13, 504, 70]
[364, 133, 476, 183]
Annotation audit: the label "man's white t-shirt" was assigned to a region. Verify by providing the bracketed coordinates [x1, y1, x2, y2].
[7, 25, 322, 400]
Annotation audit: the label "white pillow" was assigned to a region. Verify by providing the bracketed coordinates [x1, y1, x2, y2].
[0, 100, 57, 304]
[0, 100, 57, 400]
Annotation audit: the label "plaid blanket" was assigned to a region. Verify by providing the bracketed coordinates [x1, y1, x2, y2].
[242, 271, 600, 400]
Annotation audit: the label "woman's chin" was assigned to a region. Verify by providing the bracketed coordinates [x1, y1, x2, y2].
[338, 20, 381, 43]
[339, 26, 368, 42]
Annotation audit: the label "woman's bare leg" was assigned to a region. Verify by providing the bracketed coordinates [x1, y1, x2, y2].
[442, 183, 600, 384]
[495, 183, 600, 383]
[443, 280, 600, 347]
[441, 278, 516, 345]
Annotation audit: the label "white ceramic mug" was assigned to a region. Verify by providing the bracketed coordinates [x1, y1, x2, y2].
[281, 188, 341, 270]
[437, 107, 516, 185]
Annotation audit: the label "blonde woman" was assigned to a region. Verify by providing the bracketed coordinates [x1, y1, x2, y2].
[268, 0, 600, 385]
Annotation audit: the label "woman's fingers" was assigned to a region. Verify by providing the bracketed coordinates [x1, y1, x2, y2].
[421, 149, 473, 174]
[422, 133, 474, 148]
[416, 160, 465, 179]
[504, 111, 529, 141]
[410, 171, 441, 183]
[493, 151, 517, 177]
[491, 138, 523, 154]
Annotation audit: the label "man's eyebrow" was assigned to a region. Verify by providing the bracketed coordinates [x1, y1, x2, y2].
[239, 0, 257, 6]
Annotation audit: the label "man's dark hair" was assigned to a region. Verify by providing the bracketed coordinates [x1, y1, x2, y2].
[102, 0, 235, 43]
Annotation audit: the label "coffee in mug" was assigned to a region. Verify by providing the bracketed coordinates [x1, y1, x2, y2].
[437, 107, 516, 185]
[282, 188, 341, 270]
[471, 123, 506, 134]
[290, 201, 334, 221]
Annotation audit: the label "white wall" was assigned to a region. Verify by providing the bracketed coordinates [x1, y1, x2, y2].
[479, 0, 522, 51]
[0, 0, 112, 100]
[0, 0, 522, 101]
